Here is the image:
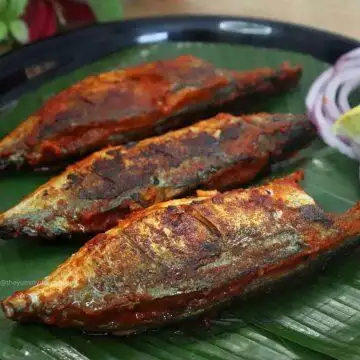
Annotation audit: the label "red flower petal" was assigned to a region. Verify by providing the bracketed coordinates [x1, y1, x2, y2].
[38, 3, 58, 38]
[23, 0, 96, 43]
[57, 0, 95, 23]
[23, 0, 57, 42]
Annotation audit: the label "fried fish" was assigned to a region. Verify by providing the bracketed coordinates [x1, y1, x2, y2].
[0, 56, 301, 169]
[0, 113, 315, 238]
[2, 172, 360, 335]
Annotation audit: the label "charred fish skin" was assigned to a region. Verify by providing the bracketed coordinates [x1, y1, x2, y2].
[3, 172, 360, 335]
[0, 56, 301, 170]
[0, 113, 315, 238]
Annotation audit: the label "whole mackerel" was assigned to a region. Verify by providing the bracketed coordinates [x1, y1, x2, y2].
[2, 172, 360, 335]
[0, 56, 301, 170]
[0, 113, 315, 238]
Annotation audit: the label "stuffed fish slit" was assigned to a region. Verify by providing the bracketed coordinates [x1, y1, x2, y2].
[0, 56, 301, 170]
[0, 112, 315, 238]
[2, 172, 360, 335]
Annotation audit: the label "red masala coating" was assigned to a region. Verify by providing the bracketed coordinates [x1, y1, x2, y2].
[0, 113, 315, 238]
[0, 55, 301, 169]
[3, 172, 360, 335]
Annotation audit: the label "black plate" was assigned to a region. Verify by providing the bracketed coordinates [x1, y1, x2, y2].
[0, 15, 358, 107]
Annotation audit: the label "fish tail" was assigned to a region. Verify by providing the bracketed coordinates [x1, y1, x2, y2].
[335, 201, 360, 237]
[233, 62, 302, 94]
[0, 157, 15, 170]
[0, 215, 16, 239]
[0, 213, 8, 237]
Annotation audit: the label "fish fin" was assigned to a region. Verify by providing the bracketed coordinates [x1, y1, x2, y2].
[269, 170, 304, 186]
[196, 189, 220, 198]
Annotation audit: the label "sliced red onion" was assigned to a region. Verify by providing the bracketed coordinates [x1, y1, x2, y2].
[324, 69, 360, 120]
[306, 47, 360, 160]
[339, 47, 360, 60]
[338, 80, 359, 113]
[305, 68, 333, 110]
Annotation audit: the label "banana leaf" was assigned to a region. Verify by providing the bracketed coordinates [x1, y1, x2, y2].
[0, 42, 359, 360]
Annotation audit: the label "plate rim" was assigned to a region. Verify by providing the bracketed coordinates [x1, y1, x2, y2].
[0, 15, 358, 106]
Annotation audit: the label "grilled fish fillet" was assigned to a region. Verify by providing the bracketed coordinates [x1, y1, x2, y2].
[2, 172, 360, 335]
[0, 56, 301, 169]
[0, 113, 315, 238]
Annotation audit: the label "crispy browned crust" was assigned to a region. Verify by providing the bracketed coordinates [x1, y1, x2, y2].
[0, 112, 315, 238]
[0, 55, 302, 169]
[3, 172, 360, 335]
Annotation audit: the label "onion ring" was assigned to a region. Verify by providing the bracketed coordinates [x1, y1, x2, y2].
[306, 47, 360, 159]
